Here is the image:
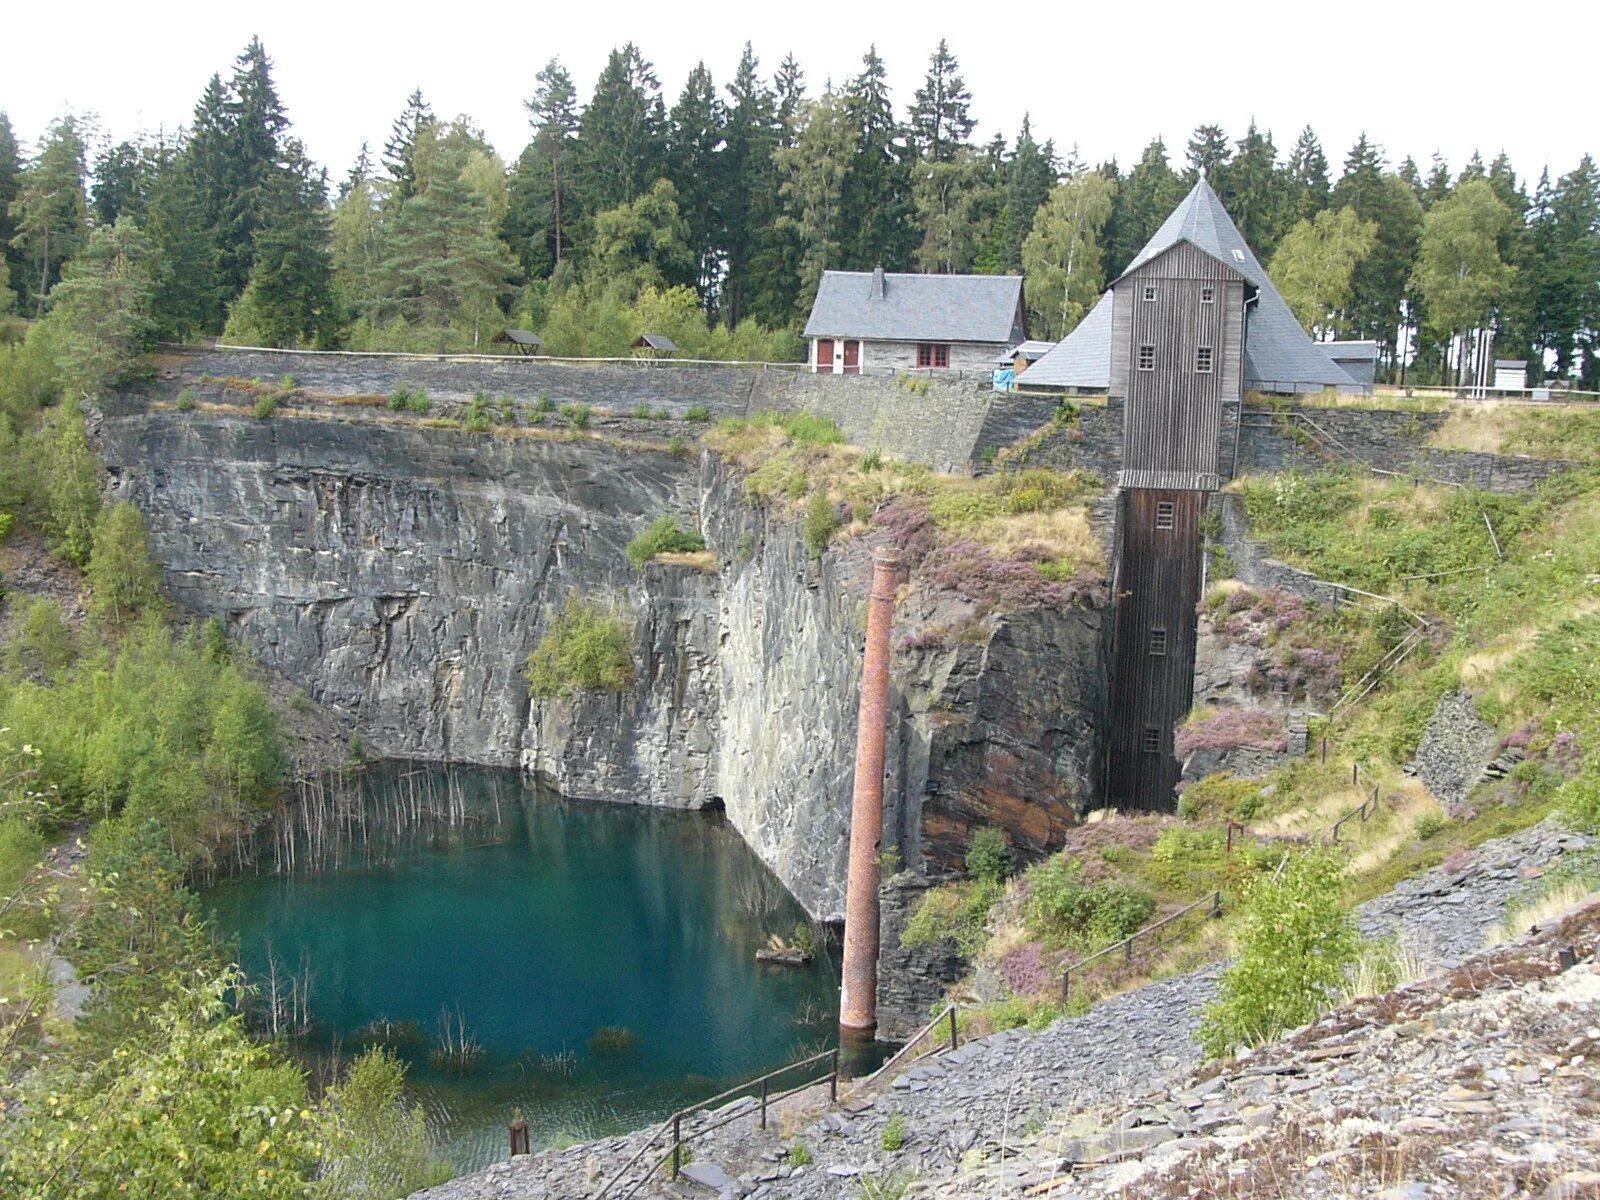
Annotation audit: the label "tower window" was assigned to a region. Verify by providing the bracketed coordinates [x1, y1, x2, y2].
[1155, 501, 1176, 530]
[1201, 287, 1215, 303]
[1196, 346, 1214, 374]
[1149, 627, 1168, 656]
[1142, 726, 1162, 754]
[1142, 285, 1158, 302]
[1137, 344, 1156, 371]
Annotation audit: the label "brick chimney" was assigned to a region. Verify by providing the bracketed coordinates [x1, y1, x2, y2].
[839, 547, 901, 1036]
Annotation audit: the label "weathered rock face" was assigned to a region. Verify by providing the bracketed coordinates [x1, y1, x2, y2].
[1411, 689, 1499, 812]
[98, 410, 1107, 923]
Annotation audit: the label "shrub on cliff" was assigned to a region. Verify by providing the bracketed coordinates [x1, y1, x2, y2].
[627, 514, 706, 568]
[965, 827, 1014, 884]
[1024, 857, 1156, 950]
[804, 489, 841, 555]
[524, 595, 634, 699]
[1198, 850, 1356, 1058]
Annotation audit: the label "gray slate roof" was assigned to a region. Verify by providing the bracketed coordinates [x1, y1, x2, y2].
[1023, 180, 1357, 393]
[999, 339, 1059, 364]
[1321, 340, 1380, 362]
[804, 271, 1024, 344]
[633, 334, 679, 352]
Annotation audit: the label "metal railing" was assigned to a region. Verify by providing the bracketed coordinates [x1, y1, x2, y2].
[1328, 762, 1383, 845]
[592, 1048, 839, 1200]
[1060, 891, 1223, 999]
[848, 1004, 959, 1097]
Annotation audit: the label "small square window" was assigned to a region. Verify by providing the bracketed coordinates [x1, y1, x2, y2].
[1142, 726, 1162, 754]
[1137, 344, 1156, 371]
[1142, 285, 1158, 302]
[1155, 501, 1176, 530]
[1200, 287, 1215, 304]
[1196, 346, 1214, 374]
[1149, 628, 1168, 656]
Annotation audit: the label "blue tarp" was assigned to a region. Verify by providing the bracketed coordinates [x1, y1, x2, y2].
[992, 367, 1016, 393]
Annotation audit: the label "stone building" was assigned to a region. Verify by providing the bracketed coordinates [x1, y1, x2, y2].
[803, 267, 1026, 376]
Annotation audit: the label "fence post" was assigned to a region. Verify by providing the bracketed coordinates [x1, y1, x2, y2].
[947, 1006, 957, 1052]
[1210, 890, 1221, 919]
[1061, 967, 1071, 1001]
[829, 1049, 839, 1102]
[671, 1113, 682, 1180]
[1125, 934, 1134, 963]
[760, 1076, 768, 1131]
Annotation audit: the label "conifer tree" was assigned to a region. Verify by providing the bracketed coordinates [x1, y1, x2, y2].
[231, 142, 338, 348]
[504, 60, 581, 277]
[382, 89, 436, 207]
[1285, 126, 1330, 220]
[908, 39, 976, 164]
[47, 217, 160, 395]
[1221, 121, 1289, 260]
[92, 139, 154, 227]
[1185, 124, 1230, 180]
[667, 62, 725, 302]
[776, 89, 853, 309]
[838, 47, 914, 270]
[0, 113, 22, 305]
[721, 44, 786, 326]
[1332, 135, 1422, 365]
[145, 154, 224, 340]
[1106, 138, 1183, 277]
[576, 45, 667, 215]
[217, 37, 290, 296]
[10, 114, 89, 314]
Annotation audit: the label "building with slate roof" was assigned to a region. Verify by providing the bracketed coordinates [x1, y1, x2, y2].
[803, 267, 1026, 375]
[1023, 179, 1361, 396]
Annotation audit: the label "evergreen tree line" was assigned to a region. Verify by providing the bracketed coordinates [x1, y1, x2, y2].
[2, 37, 1598, 383]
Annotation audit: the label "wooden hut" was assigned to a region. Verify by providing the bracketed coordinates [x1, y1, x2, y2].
[631, 334, 680, 360]
[491, 329, 544, 357]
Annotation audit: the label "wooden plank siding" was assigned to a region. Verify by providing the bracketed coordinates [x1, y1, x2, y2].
[1105, 489, 1206, 809]
[1111, 242, 1246, 491]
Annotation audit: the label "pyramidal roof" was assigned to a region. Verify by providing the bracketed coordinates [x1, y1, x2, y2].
[1024, 179, 1358, 393]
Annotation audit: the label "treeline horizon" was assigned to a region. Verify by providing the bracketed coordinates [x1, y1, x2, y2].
[1, 36, 1597, 385]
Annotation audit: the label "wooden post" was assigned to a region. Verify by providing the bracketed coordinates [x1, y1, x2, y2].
[1061, 968, 1071, 1001]
[508, 1119, 529, 1157]
[671, 1113, 682, 1180]
[1210, 890, 1222, 919]
[759, 1077, 768, 1130]
[829, 1050, 838, 1102]
[947, 1006, 957, 1052]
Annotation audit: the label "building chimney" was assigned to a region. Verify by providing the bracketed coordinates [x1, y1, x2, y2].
[839, 547, 901, 1037]
[869, 265, 886, 301]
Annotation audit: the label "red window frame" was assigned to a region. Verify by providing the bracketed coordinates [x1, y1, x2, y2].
[916, 343, 951, 369]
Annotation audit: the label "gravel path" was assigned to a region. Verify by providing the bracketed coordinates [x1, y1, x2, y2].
[413, 820, 1591, 1200]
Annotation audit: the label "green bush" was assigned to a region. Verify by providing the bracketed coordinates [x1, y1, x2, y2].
[175, 389, 198, 412]
[389, 387, 412, 411]
[632, 401, 650, 418]
[500, 398, 516, 425]
[568, 403, 591, 430]
[2, 596, 76, 677]
[804, 490, 841, 556]
[1413, 811, 1450, 840]
[534, 392, 555, 413]
[1197, 850, 1356, 1058]
[408, 390, 431, 414]
[788, 1143, 813, 1166]
[667, 436, 686, 458]
[463, 394, 493, 433]
[524, 595, 635, 699]
[964, 827, 1013, 884]
[860, 449, 883, 471]
[626, 513, 707, 568]
[1559, 761, 1600, 834]
[654, 406, 670, 420]
[900, 878, 1000, 955]
[685, 405, 711, 422]
[0, 817, 46, 902]
[252, 393, 277, 420]
[280, 373, 297, 390]
[1024, 857, 1156, 948]
[87, 502, 163, 630]
[316, 1049, 454, 1198]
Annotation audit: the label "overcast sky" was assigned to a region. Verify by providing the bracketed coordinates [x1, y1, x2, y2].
[7, 0, 1596, 190]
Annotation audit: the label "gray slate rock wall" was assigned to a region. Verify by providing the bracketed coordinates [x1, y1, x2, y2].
[1411, 689, 1500, 812]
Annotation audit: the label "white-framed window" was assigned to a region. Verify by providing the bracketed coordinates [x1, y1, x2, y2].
[1137, 344, 1156, 371]
[1196, 346, 1214, 374]
[1142, 285, 1158, 302]
[1200, 286, 1215, 304]
[1149, 627, 1168, 657]
[1155, 500, 1175, 530]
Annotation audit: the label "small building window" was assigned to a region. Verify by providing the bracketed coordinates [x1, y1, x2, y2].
[1142, 726, 1162, 754]
[1200, 287, 1215, 304]
[1155, 501, 1176, 530]
[1196, 346, 1214, 374]
[1137, 344, 1156, 371]
[1142, 285, 1158, 302]
[916, 343, 950, 369]
[1149, 627, 1168, 656]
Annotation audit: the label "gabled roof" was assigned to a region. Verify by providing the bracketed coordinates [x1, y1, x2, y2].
[804, 270, 1024, 344]
[1024, 179, 1358, 393]
[492, 328, 543, 347]
[997, 339, 1059, 364]
[632, 334, 679, 352]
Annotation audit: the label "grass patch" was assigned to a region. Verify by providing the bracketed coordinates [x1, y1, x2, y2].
[900, 879, 1001, 956]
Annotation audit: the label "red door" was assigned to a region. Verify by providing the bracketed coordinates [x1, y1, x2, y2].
[842, 340, 861, 375]
[815, 339, 834, 373]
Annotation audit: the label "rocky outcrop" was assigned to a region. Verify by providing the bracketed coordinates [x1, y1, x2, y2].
[99, 410, 1108, 923]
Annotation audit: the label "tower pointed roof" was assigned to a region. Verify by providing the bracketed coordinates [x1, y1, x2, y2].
[1024, 178, 1359, 393]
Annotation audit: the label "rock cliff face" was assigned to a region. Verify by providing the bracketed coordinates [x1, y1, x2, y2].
[97, 410, 1106, 922]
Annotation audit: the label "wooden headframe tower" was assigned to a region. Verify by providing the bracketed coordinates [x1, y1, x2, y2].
[1104, 239, 1248, 809]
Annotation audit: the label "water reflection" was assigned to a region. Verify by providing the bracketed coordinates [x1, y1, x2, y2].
[204, 764, 839, 1171]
